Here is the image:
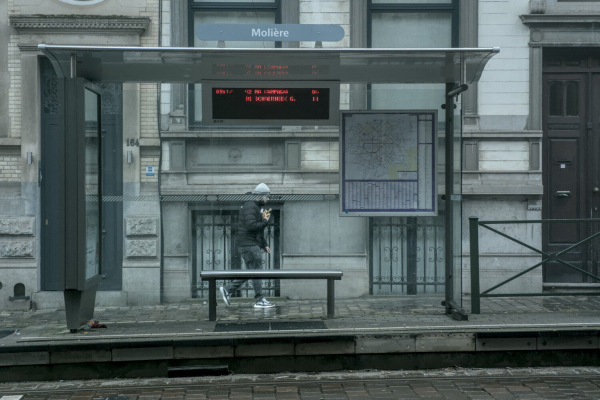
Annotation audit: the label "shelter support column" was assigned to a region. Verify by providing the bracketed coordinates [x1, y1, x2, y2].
[445, 82, 455, 315]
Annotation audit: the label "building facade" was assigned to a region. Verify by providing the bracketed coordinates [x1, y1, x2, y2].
[0, 0, 596, 311]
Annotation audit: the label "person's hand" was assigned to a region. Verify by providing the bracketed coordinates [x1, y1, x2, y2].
[262, 208, 272, 221]
[264, 246, 271, 254]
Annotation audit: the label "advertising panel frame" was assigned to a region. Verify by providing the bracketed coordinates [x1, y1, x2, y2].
[339, 110, 438, 217]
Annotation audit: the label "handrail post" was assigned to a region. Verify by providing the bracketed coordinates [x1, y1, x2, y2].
[208, 279, 217, 321]
[469, 216, 481, 314]
[327, 278, 335, 318]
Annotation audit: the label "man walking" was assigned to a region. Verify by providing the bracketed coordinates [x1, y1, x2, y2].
[220, 183, 275, 309]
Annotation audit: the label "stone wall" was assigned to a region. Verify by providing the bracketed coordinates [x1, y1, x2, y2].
[0, 0, 159, 310]
[0, 148, 20, 182]
[301, 140, 339, 171]
[141, 147, 160, 184]
[299, 0, 350, 48]
[478, 0, 530, 131]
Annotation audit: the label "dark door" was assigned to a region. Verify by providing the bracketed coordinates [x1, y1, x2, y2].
[543, 67, 593, 282]
[40, 57, 61, 290]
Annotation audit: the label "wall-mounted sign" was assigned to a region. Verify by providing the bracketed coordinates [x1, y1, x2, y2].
[146, 166, 155, 177]
[340, 111, 438, 217]
[202, 81, 340, 126]
[196, 24, 345, 42]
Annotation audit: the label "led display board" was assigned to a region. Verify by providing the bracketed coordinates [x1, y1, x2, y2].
[202, 81, 339, 126]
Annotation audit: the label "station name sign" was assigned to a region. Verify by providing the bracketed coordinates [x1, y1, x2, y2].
[196, 24, 345, 42]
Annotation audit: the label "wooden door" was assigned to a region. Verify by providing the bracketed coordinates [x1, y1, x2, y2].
[542, 73, 589, 282]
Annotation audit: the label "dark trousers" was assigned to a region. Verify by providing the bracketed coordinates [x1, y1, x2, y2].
[225, 245, 264, 300]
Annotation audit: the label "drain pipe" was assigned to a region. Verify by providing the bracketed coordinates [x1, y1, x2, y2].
[157, 0, 164, 305]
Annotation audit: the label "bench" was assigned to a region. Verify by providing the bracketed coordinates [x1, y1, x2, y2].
[200, 270, 343, 321]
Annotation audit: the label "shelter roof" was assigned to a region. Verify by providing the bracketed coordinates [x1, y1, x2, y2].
[39, 45, 499, 84]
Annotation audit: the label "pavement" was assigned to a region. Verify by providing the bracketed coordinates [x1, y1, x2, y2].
[2, 295, 600, 344]
[2, 366, 600, 399]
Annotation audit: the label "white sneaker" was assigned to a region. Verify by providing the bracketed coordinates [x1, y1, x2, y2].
[220, 286, 231, 306]
[254, 298, 275, 308]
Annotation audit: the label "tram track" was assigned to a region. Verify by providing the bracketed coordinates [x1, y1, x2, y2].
[2, 368, 600, 394]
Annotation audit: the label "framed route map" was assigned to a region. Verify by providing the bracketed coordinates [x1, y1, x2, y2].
[340, 111, 438, 216]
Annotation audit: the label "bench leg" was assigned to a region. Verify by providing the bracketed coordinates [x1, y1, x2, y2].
[327, 278, 335, 318]
[208, 279, 217, 321]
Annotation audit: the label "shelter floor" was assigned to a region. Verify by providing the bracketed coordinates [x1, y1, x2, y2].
[2, 295, 600, 344]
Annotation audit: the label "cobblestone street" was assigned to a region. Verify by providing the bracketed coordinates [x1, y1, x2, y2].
[2, 367, 600, 399]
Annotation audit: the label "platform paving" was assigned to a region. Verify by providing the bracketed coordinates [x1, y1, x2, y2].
[2, 295, 600, 344]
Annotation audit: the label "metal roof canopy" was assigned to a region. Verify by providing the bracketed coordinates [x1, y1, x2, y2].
[38, 45, 499, 84]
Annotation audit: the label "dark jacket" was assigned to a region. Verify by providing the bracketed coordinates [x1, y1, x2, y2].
[235, 201, 268, 249]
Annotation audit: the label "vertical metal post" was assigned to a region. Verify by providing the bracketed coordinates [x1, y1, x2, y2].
[469, 216, 481, 314]
[444, 82, 455, 314]
[327, 278, 335, 318]
[407, 217, 418, 295]
[209, 279, 217, 321]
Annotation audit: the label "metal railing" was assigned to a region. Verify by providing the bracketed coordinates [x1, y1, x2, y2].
[469, 217, 600, 314]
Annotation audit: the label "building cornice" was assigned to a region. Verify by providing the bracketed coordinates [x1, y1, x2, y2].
[520, 14, 600, 27]
[9, 14, 150, 35]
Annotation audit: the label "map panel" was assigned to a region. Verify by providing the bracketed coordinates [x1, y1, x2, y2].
[341, 111, 437, 216]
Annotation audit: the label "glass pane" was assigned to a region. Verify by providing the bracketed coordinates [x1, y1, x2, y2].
[85, 88, 100, 280]
[75, 86, 465, 332]
[549, 81, 563, 116]
[98, 83, 124, 291]
[372, 0, 451, 2]
[566, 81, 579, 116]
[371, 13, 451, 127]
[371, 13, 452, 48]
[193, 11, 276, 123]
[370, 83, 446, 125]
[195, 0, 274, 2]
[452, 93, 462, 307]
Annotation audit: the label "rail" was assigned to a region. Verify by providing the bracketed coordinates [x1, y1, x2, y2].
[469, 217, 600, 314]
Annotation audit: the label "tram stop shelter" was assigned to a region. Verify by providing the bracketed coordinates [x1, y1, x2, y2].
[38, 44, 498, 331]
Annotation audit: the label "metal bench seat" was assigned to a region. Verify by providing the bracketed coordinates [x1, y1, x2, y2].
[200, 270, 343, 321]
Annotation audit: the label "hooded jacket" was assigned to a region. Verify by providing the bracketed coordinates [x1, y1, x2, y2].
[235, 201, 268, 249]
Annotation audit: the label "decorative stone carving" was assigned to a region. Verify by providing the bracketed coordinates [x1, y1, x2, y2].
[529, 0, 546, 14]
[187, 141, 285, 169]
[126, 240, 158, 258]
[0, 241, 34, 258]
[9, 15, 150, 35]
[528, 199, 542, 211]
[228, 148, 242, 163]
[0, 218, 34, 236]
[126, 218, 159, 236]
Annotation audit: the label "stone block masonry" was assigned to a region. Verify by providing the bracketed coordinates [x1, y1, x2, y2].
[0, 152, 21, 182]
[299, 0, 350, 49]
[8, 28, 21, 139]
[478, 0, 530, 119]
[140, 83, 159, 139]
[141, 147, 160, 183]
